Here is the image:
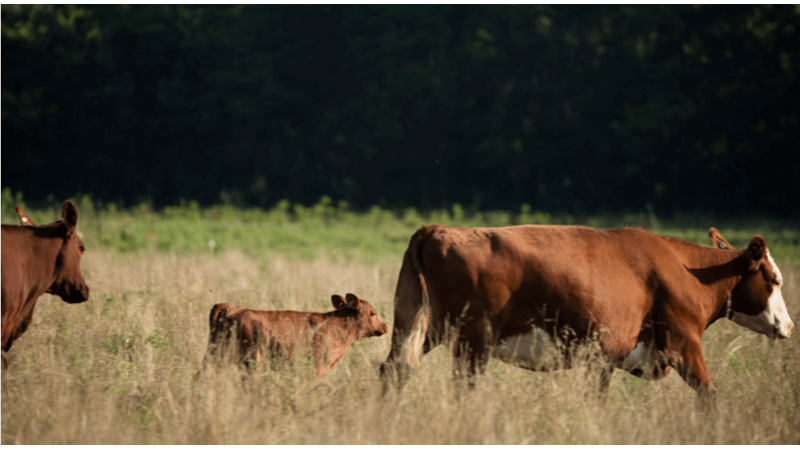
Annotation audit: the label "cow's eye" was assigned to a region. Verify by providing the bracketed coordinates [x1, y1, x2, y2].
[772, 278, 780, 286]
[370, 312, 376, 317]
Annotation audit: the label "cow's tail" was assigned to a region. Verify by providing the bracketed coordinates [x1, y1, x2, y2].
[381, 225, 433, 392]
[402, 228, 432, 368]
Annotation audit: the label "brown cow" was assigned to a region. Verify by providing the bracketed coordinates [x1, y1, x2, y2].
[201, 293, 388, 380]
[1, 201, 90, 368]
[380, 224, 794, 401]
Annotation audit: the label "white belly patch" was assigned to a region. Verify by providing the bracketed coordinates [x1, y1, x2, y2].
[620, 342, 667, 379]
[491, 328, 560, 370]
[492, 330, 667, 377]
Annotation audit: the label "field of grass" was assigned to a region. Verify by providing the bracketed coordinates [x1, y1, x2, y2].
[2, 192, 799, 444]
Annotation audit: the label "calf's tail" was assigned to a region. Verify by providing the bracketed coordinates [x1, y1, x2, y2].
[197, 303, 236, 379]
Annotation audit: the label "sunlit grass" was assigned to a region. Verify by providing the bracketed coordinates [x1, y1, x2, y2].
[3, 189, 798, 443]
[2, 248, 798, 444]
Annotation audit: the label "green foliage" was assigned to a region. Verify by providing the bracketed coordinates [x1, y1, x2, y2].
[1, 187, 26, 221]
[6, 192, 797, 263]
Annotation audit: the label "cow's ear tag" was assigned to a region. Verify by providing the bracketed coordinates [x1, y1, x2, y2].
[719, 242, 726, 249]
[21, 217, 28, 223]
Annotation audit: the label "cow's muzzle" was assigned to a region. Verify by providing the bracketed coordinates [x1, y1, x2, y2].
[61, 285, 90, 304]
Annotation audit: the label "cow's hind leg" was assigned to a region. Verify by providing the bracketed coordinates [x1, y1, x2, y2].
[452, 318, 491, 390]
[598, 364, 614, 396]
[586, 348, 619, 402]
[380, 305, 436, 396]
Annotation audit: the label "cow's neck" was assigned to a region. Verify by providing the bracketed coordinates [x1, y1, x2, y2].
[24, 229, 64, 297]
[682, 245, 747, 325]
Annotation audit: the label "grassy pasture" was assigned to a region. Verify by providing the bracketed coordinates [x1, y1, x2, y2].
[2, 198, 799, 444]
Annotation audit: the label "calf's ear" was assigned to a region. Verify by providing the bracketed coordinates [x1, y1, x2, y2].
[345, 293, 359, 309]
[332, 295, 346, 309]
[745, 236, 767, 271]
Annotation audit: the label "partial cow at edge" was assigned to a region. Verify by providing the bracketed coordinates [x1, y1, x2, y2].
[380, 224, 794, 402]
[201, 293, 388, 381]
[1, 201, 91, 368]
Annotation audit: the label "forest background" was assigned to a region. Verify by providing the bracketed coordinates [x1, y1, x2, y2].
[3, 4, 799, 218]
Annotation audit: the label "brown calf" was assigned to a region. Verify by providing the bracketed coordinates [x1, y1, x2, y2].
[202, 293, 388, 380]
[1, 201, 90, 368]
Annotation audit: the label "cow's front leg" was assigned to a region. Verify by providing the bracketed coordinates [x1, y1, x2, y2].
[667, 335, 715, 409]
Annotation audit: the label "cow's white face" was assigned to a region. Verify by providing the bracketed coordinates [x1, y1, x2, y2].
[731, 249, 794, 339]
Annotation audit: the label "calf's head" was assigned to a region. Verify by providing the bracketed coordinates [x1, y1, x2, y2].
[729, 236, 793, 339]
[332, 293, 388, 338]
[39, 201, 90, 304]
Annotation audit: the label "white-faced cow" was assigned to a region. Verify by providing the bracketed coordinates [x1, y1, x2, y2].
[379, 224, 794, 401]
[1, 201, 90, 368]
[202, 293, 388, 380]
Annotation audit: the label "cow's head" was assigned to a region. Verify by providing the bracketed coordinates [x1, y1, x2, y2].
[729, 236, 793, 339]
[332, 293, 388, 338]
[42, 201, 90, 304]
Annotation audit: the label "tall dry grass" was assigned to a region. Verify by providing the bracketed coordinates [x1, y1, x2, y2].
[2, 249, 799, 444]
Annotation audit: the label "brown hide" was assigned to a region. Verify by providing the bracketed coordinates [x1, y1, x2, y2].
[202, 293, 387, 380]
[380, 224, 793, 399]
[1, 201, 90, 368]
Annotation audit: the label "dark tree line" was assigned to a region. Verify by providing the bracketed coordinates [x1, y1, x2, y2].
[2, 5, 798, 216]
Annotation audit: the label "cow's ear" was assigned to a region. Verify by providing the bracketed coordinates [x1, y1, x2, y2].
[61, 201, 79, 238]
[708, 227, 733, 250]
[62, 201, 79, 228]
[345, 293, 359, 309]
[15, 206, 36, 226]
[331, 295, 346, 309]
[745, 236, 767, 271]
